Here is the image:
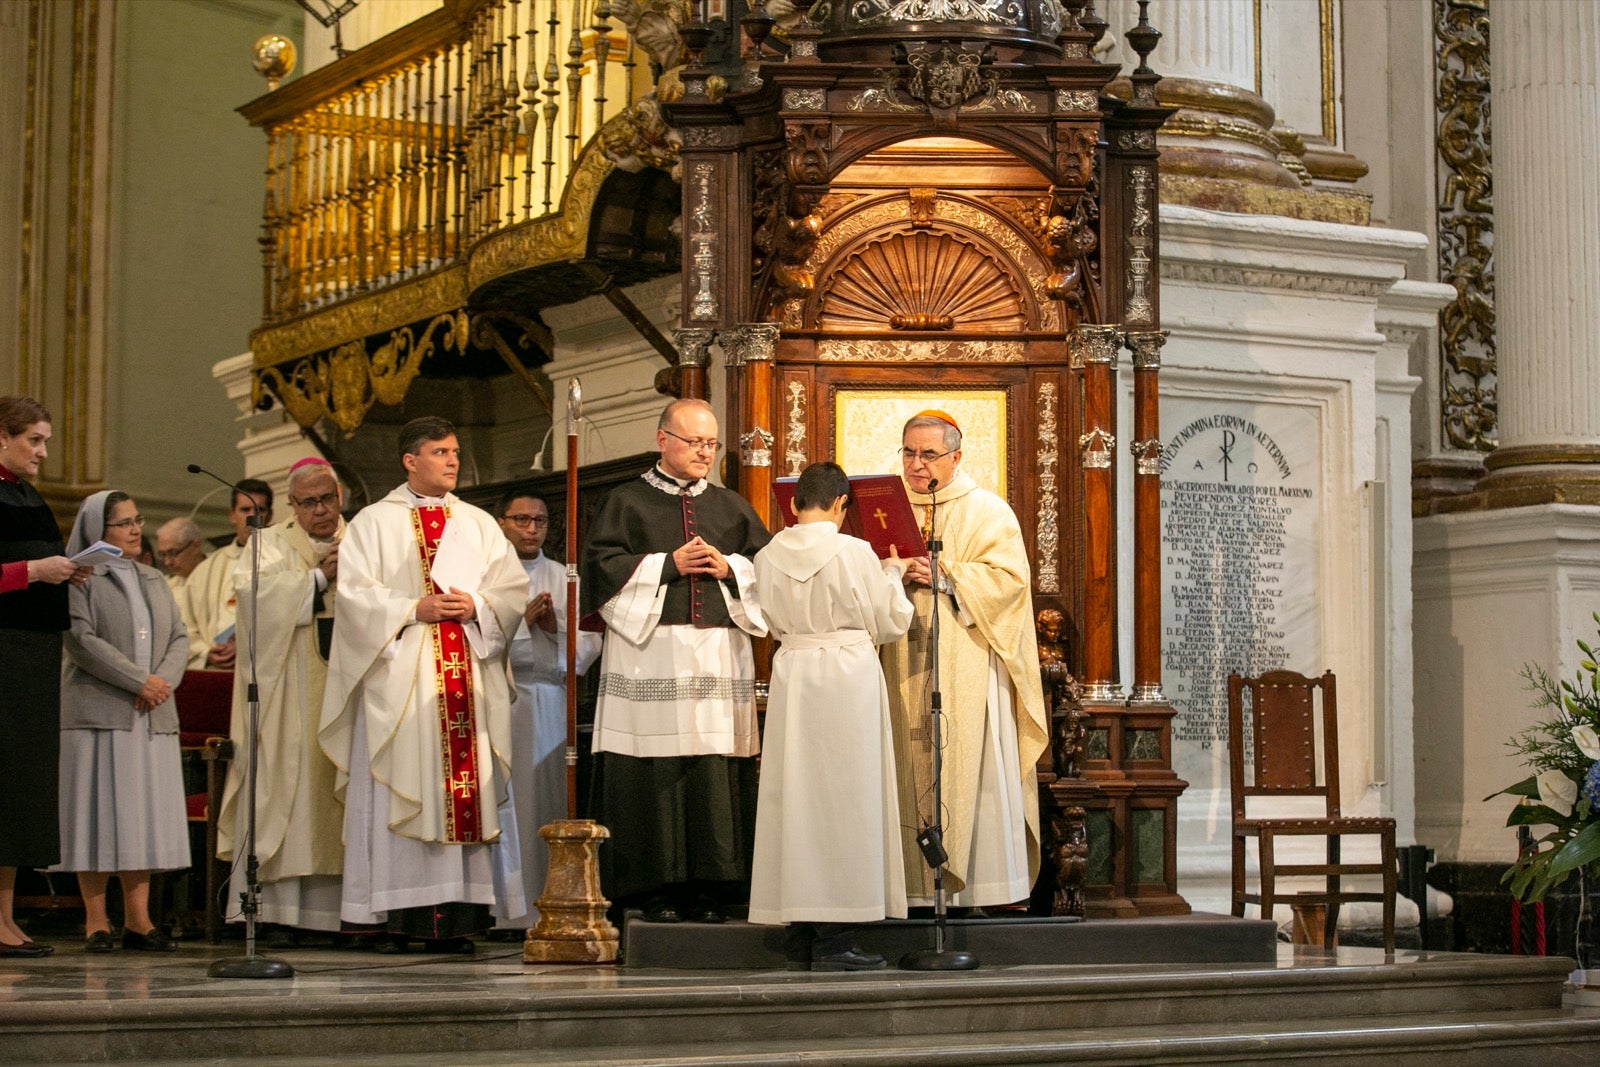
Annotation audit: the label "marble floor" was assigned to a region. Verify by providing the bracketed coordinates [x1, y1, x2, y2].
[3, 933, 1597, 1066]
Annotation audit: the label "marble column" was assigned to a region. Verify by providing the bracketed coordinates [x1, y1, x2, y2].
[1476, 0, 1600, 498]
[1094, 0, 1367, 223]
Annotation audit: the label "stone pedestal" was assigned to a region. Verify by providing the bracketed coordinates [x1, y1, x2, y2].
[524, 819, 620, 964]
[1413, 508, 1600, 863]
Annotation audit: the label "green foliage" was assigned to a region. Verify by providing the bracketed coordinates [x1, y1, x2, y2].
[1496, 613, 1600, 902]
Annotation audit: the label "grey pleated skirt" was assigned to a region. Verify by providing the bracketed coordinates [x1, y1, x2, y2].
[53, 712, 190, 873]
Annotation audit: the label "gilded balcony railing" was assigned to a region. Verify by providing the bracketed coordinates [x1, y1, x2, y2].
[240, 0, 639, 326]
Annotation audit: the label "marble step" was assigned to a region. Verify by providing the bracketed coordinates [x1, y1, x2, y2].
[621, 913, 1278, 969]
[59, 1008, 1600, 1066]
[5, 952, 1580, 1065]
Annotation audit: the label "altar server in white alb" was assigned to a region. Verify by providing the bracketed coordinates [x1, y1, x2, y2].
[319, 417, 530, 949]
[492, 489, 600, 930]
[748, 462, 914, 971]
[216, 457, 347, 935]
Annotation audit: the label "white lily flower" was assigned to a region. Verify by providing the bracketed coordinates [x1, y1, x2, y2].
[1537, 769, 1578, 818]
[1573, 724, 1600, 760]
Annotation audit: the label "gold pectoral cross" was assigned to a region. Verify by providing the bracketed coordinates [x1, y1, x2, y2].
[440, 652, 467, 680]
[873, 507, 889, 530]
[451, 770, 476, 799]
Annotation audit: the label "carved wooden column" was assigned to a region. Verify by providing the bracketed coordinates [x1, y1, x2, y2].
[722, 323, 779, 526]
[671, 327, 714, 404]
[1126, 329, 1167, 703]
[1071, 323, 1123, 702]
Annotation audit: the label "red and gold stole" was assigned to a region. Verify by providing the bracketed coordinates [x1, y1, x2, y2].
[409, 505, 482, 844]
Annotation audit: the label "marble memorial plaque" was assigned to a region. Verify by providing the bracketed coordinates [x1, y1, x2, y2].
[1159, 401, 1322, 788]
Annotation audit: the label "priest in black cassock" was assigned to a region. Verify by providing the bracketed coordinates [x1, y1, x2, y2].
[0, 396, 91, 959]
[581, 398, 771, 923]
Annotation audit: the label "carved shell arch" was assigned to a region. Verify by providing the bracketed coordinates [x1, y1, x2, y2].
[816, 230, 1027, 332]
[799, 191, 1060, 332]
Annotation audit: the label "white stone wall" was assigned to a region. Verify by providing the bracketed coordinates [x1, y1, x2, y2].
[1133, 204, 1450, 917]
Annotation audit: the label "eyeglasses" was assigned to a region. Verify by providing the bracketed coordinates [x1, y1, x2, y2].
[502, 515, 549, 529]
[900, 447, 954, 465]
[290, 492, 340, 512]
[106, 515, 145, 530]
[661, 429, 723, 455]
[159, 541, 198, 560]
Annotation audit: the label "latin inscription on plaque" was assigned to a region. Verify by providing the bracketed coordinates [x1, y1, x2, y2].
[1159, 403, 1321, 786]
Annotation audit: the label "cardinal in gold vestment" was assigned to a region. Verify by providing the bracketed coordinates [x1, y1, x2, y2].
[882, 412, 1049, 907]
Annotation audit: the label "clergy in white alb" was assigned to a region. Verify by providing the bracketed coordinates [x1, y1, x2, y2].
[318, 417, 530, 941]
[492, 490, 600, 929]
[748, 463, 914, 934]
[882, 411, 1049, 907]
[216, 459, 347, 932]
[177, 480, 273, 670]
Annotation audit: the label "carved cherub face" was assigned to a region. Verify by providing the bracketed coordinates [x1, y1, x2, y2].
[1037, 608, 1062, 641]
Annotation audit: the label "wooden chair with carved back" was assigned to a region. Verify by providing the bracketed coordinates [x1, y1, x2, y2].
[1227, 669, 1397, 951]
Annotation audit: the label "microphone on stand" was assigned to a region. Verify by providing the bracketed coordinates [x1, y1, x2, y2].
[187, 463, 293, 980]
[901, 474, 978, 971]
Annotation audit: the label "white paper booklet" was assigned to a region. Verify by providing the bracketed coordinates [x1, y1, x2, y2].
[427, 517, 481, 595]
[69, 540, 123, 566]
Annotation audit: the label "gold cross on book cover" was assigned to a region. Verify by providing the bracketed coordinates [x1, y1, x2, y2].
[772, 474, 924, 559]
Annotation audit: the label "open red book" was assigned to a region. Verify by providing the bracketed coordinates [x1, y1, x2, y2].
[772, 474, 925, 560]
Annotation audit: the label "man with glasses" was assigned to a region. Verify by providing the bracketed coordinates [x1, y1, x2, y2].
[178, 478, 274, 670]
[581, 398, 771, 924]
[155, 517, 207, 595]
[216, 458, 348, 939]
[491, 490, 600, 934]
[882, 410, 1049, 915]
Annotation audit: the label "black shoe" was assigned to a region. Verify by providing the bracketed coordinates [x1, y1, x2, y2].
[373, 934, 410, 954]
[122, 927, 177, 952]
[687, 897, 725, 924]
[421, 937, 475, 954]
[84, 931, 115, 954]
[811, 945, 887, 972]
[642, 897, 682, 923]
[1, 940, 53, 958]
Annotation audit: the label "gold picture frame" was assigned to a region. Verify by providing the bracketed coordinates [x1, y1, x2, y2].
[832, 389, 1008, 497]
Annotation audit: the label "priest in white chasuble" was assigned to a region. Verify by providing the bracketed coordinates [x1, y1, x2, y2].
[882, 411, 1049, 909]
[580, 398, 770, 924]
[319, 417, 530, 947]
[748, 462, 913, 971]
[491, 489, 601, 930]
[177, 479, 273, 670]
[217, 458, 347, 934]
